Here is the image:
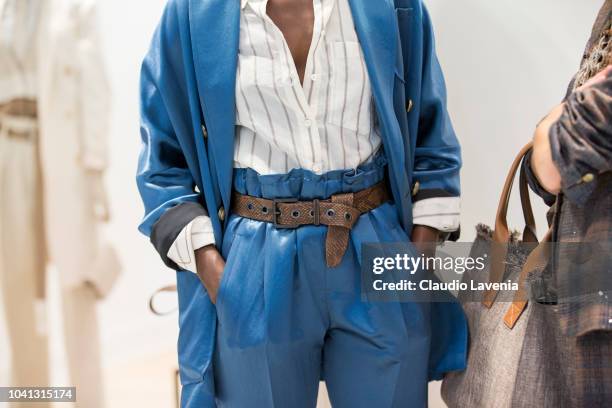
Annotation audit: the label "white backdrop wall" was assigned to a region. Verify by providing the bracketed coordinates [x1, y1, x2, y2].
[427, 0, 601, 243]
[0, 0, 604, 407]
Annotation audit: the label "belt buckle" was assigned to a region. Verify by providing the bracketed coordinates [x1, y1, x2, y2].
[272, 197, 298, 229]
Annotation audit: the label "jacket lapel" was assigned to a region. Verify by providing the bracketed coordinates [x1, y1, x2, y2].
[348, 0, 409, 217]
[189, 0, 240, 214]
[347, 0, 398, 98]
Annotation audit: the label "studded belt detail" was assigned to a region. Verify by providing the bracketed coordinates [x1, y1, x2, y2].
[231, 181, 391, 267]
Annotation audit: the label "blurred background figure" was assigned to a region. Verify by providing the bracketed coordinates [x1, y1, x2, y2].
[0, 0, 119, 407]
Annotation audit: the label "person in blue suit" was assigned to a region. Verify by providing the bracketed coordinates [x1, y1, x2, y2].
[137, 0, 467, 406]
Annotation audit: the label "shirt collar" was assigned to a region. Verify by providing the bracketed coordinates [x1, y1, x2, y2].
[241, 0, 272, 10]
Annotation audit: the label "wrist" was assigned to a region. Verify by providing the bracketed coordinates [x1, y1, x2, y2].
[195, 245, 221, 277]
[411, 225, 439, 258]
[195, 244, 217, 255]
[532, 124, 562, 194]
[411, 225, 440, 240]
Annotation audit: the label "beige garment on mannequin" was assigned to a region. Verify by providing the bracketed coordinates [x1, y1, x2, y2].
[0, 115, 49, 407]
[0, 113, 105, 408]
[60, 285, 105, 408]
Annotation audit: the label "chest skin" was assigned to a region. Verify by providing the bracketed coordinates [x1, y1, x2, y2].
[265, 0, 314, 85]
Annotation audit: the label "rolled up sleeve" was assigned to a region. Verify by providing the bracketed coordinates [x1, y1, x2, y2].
[549, 73, 612, 205]
[167, 215, 216, 273]
[410, 3, 462, 239]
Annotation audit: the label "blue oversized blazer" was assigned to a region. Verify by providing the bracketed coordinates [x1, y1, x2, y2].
[137, 0, 466, 405]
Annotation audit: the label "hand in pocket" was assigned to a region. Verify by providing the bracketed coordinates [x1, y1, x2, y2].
[194, 245, 226, 304]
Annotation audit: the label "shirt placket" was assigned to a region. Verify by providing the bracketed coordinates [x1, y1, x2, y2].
[310, 0, 335, 172]
[257, 0, 328, 172]
[301, 0, 325, 172]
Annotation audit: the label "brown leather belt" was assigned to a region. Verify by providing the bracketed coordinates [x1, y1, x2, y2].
[231, 181, 391, 267]
[0, 98, 38, 119]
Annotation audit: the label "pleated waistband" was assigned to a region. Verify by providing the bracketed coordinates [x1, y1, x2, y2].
[232, 152, 388, 200]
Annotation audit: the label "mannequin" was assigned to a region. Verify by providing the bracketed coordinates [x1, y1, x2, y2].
[0, 1, 118, 407]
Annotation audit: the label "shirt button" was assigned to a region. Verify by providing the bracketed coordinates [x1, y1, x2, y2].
[581, 173, 595, 183]
[310, 74, 317, 81]
[321, 30, 326, 36]
[313, 163, 322, 173]
[304, 119, 313, 127]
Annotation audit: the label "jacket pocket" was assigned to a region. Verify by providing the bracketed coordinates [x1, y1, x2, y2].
[175, 270, 217, 385]
[215, 232, 244, 320]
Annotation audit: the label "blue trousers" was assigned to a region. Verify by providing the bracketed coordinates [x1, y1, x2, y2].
[207, 155, 460, 408]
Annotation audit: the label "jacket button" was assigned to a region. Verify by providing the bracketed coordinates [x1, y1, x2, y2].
[581, 173, 595, 183]
[202, 125, 208, 140]
[412, 181, 420, 197]
[218, 206, 226, 222]
[406, 99, 414, 113]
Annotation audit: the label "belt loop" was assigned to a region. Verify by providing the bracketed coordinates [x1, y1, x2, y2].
[313, 199, 320, 226]
[325, 193, 354, 268]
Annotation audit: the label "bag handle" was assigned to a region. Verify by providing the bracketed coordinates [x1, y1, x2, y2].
[503, 228, 552, 328]
[519, 164, 538, 243]
[493, 142, 537, 244]
[483, 142, 538, 308]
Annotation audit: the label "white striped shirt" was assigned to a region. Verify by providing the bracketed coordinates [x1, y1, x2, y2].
[233, 0, 381, 175]
[168, 0, 460, 273]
